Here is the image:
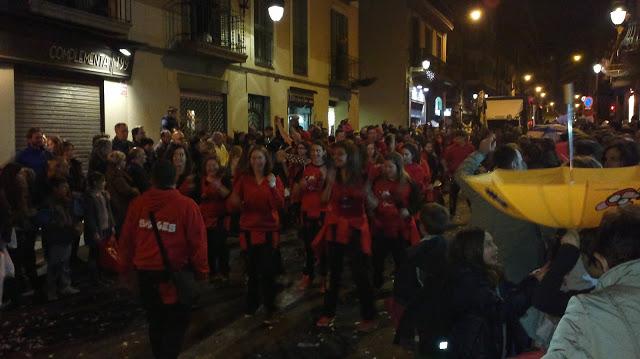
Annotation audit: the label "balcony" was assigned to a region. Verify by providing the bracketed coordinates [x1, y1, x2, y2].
[330, 54, 360, 88]
[28, 0, 131, 35]
[165, 0, 247, 63]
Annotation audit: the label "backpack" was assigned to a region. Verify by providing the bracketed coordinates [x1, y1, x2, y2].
[391, 237, 454, 357]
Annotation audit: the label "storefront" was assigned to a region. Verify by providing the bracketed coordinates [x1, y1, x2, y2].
[0, 20, 135, 164]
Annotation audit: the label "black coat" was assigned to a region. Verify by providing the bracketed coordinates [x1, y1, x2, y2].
[127, 163, 151, 193]
[449, 266, 537, 359]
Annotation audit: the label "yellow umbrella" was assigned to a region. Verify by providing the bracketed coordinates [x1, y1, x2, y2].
[464, 166, 640, 228]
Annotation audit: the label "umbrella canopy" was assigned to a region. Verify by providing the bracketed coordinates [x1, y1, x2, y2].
[464, 166, 640, 228]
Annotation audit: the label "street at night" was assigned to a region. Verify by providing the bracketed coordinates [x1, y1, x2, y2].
[1, 0, 640, 359]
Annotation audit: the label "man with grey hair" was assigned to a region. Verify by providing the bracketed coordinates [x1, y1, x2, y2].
[211, 131, 229, 166]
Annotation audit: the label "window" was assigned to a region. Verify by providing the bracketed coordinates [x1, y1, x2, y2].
[248, 94, 270, 131]
[436, 33, 443, 60]
[330, 10, 349, 82]
[180, 93, 227, 137]
[292, 0, 308, 75]
[425, 26, 433, 56]
[254, 0, 273, 67]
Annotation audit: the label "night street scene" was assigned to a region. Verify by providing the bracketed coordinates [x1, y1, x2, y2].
[1, 0, 640, 358]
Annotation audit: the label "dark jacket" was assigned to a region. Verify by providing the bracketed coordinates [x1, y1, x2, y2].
[533, 244, 593, 317]
[83, 190, 115, 244]
[112, 138, 133, 155]
[393, 235, 450, 353]
[67, 158, 86, 193]
[88, 155, 108, 175]
[42, 196, 75, 246]
[449, 266, 537, 359]
[16, 145, 51, 178]
[161, 115, 179, 133]
[106, 164, 139, 231]
[127, 163, 151, 193]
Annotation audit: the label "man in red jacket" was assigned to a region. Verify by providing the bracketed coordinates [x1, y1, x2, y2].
[119, 160, 208, 359]
[442, 131, 475, 217]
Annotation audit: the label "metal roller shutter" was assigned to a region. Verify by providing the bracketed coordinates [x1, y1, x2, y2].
[15, 73, 102, 169]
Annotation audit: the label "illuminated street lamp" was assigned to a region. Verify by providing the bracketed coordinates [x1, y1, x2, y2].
[523, 74, 533, 82]
[535, 86, 543, 93]
[550, 102, 555, 107]
[593, 63, 603, 74]
[610, 6, 627, 26]
[469, 8, 483, 22]
[572, 54, 583, 63]
[268, 0, 285, 22]
[473, 93, 478, 100]
[422, 60, 431, 70]
[574, 94, 581, 100]
[541, 92, 547, 98]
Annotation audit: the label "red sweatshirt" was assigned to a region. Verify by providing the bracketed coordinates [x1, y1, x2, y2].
[405, 163, 429, 194]
[199, 176, 228, 229]
[300, 164, 327, 219]
[443, 142, 475, 175]
[312, 180, 372, 255]
[231, 174, 285, 248]
[118, 188, 209, 279]
[371, 178, 419, 245]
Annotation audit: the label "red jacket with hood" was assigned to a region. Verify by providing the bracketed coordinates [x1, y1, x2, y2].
[118, 187, 209, 280]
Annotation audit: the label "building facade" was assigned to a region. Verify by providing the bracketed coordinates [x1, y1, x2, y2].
[359, 0, 453, 129]
[0, 0, 360, 164]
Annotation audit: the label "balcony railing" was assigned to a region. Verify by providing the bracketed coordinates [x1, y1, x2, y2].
[165, 0, 246, 63]
[27, 0, 131, 34]
[330, 54, 359, 87]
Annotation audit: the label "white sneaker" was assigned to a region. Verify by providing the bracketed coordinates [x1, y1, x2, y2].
[59, 286, 80, 296]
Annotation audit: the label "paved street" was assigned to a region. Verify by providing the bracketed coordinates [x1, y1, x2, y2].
[1, 203, 469, 359]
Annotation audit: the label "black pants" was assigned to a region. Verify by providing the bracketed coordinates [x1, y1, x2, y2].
[207, 225, 229, 276]
[372, 234, 408, 289]
[15, 230, 39, 292]
[137, 271, 191, 359]
[323, 237, 376, 320]
[246, 237, 277, 314]
[300, 214, 326, 279]
[449, 179, 461, 216]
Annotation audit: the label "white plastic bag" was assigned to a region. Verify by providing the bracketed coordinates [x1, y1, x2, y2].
[0, 247, 15, 306]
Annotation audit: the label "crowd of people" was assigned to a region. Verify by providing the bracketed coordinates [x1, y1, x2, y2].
[0, 107, 639, 358]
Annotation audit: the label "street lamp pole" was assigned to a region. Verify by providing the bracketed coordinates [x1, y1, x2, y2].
[593, 63, 602, 121]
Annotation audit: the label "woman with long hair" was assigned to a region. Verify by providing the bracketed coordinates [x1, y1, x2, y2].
[105, 151, 139, 237]
[228, 146, 284, 316]
[164, 143, 195, 198]
[294, 141, 329, 291]
[197, 156, 232, 282]
[448, 228, 536, 358]
[314, 141, 377, 331]
[401, 143, 429, 197]
[367, 152, 420, 289]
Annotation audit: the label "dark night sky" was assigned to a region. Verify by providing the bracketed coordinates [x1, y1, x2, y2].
[495, 0, 613, 69]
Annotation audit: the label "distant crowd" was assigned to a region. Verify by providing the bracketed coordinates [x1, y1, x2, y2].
[1, 107, 640, 359]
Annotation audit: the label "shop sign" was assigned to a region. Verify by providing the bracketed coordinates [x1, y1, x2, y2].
[0, 31, 133, 79]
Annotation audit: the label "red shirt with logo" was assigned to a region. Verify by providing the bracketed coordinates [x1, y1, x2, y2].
[118, 188, 209, 278]
[300, 164, 327, 219]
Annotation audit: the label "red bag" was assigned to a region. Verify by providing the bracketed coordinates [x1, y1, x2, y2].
[98, 234, 120, 272]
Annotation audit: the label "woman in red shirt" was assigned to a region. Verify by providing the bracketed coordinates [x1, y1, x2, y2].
[228, 146, 285, 316]
[198, 156, 231, 281]
[367, 152, 420, 289]
[402, 143, 430, 197]
[313, 141, 377, 331]
[294, 141, 328, 290]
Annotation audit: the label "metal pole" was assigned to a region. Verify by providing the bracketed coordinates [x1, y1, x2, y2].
[594, 73, 599, 122]
[564, 83, 575, 172]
